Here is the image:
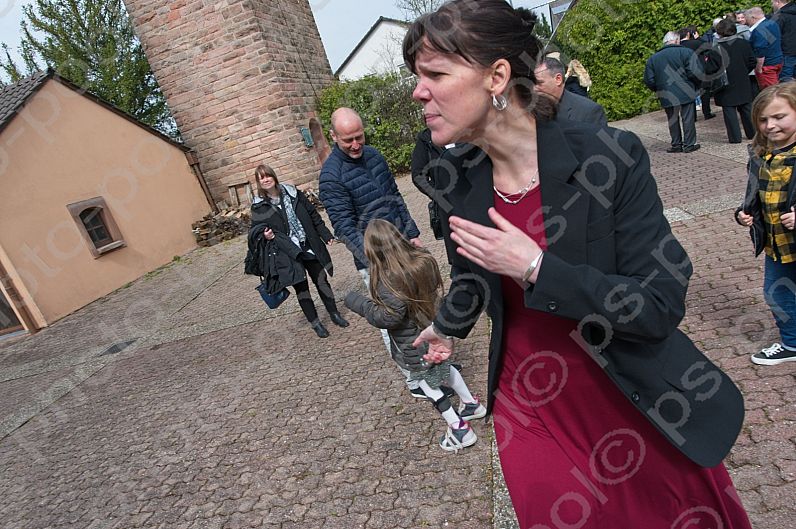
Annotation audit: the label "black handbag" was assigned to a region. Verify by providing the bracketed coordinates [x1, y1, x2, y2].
[255, 282, 290, 309]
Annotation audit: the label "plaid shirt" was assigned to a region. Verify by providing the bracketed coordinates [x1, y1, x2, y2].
[759, 144, 796, 263]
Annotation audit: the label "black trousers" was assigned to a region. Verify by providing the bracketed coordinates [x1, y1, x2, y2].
[664, 103, 697, 148]
[721, 102, 755, 143]
[293, 254, 338, 323]
[701, 87, 714, 117]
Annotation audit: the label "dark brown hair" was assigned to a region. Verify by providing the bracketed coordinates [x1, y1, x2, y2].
[254, 164, 279, 198]
[364, 219, 443, 328]
[402, 0, 555, 120]
[715, 18, 736, 38]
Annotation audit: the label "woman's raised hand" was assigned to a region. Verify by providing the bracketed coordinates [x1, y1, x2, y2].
[414, 324, 453, 364]
[449, 207, 540, 281]
[263, 227, 275, 240]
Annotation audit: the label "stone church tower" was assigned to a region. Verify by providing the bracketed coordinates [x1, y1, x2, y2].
[123, 0, 334, 205]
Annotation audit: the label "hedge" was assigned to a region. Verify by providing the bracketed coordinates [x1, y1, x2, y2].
[554, 0, 752, 120]
[316, 73, 423, 173]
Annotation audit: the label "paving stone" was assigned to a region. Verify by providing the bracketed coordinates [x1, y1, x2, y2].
[0, 111, 794, 529]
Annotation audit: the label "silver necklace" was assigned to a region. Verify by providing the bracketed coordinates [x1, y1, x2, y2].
[493, 171, 538, 205]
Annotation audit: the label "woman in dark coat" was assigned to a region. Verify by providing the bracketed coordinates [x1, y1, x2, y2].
[250, 164, 348, 338]
[715, 18, 757, 143]
[405, 1, 750, 527]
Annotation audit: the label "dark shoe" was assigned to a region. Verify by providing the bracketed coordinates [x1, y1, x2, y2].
[704, 113, 716, 120]
[310, 320, 329, 338]
[751, 343, 796, 365]
[666, 146, 683, 153]
[409, 385, 455, 400]
[729, 140, 742, 144]
[683, 144, 701, 153]
[329, 312, 349, 328]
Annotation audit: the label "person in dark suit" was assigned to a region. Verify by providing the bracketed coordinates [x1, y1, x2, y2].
[533, 57, 608, 126]
[715, 18, 757, 143]
[644, 31, 704, 153]
[679, 25, 717, 120]
[404, 1, 751, 527]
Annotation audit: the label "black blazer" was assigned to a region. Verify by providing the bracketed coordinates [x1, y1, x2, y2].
[430, 120, 744, 468]
[557, 89, 608, 126]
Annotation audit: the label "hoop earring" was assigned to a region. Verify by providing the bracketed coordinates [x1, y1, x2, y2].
[492, 93, 508, 111]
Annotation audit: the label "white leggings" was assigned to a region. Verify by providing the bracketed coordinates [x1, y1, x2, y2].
[419, 366, 475, 426]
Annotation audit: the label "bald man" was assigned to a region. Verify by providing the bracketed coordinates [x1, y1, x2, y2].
[319, 108, 428, 396]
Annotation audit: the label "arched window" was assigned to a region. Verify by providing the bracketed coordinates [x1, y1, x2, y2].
[67, 197, 125, 258]
[79, 207, 113, 248]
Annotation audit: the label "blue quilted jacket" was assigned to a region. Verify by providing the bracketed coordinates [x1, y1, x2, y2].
[319, 145, 420, 269]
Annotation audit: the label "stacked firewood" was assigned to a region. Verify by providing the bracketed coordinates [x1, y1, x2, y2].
[192, 207, 251, 247]
[303, 188, 324, 211]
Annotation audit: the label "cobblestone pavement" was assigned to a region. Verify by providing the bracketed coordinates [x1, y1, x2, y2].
[0, 108, 794, 529]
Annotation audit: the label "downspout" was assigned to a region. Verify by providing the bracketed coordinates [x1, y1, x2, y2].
[185, 150, 219, 214]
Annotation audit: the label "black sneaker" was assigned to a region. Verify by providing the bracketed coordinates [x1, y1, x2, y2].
[409, 385, 455, 400]
[751, 343, 796, 365]
[666, 146, 683, 153]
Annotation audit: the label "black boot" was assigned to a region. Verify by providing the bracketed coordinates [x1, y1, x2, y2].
[329, 312, 349, 328]
[310, 320, 329, 338]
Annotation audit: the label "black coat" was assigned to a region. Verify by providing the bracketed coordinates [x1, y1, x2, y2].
[250, 184, 334, 275]
[715, 36, 756, 107]
[564, 76, 589, 98]
[644, 44, 703, 107]
[430, 120, 744, 468]
[774, 2, 796, 55]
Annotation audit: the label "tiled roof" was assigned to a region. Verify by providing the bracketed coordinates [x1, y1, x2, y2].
[0, 69, 51, 133]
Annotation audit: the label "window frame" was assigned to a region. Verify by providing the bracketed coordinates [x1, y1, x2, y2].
[67, 197, 126, 258]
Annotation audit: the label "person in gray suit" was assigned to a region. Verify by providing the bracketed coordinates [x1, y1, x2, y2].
[533, 57, 608, 126]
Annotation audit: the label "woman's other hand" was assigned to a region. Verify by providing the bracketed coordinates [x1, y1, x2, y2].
[414, 324, 453, 364]
[737, 211, 754, 227]
[782, 206, 796, 230]
[450, 207, 542, 282]
[263, 227, 275, 240]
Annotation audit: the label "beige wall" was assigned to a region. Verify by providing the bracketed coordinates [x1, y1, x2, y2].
[0, 80, 211, 326]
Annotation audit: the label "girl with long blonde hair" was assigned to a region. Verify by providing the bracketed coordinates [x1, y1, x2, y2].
[344, 220, 486, 451]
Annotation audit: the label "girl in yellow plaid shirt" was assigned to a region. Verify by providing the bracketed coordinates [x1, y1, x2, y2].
[737, 83, 796, 365]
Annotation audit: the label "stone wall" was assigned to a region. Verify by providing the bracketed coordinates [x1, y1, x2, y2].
[123, 0, 334, 204]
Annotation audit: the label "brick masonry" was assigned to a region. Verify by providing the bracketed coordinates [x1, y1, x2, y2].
[123, 0, 335, 203]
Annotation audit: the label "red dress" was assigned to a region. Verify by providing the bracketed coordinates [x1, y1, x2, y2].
[492, 186, 751, 529]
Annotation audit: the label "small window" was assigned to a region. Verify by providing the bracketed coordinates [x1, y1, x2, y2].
[67, 198, 126, 258]
[79, 208, 114, 247]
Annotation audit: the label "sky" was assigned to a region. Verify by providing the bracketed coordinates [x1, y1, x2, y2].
[0, 0, 555, 72]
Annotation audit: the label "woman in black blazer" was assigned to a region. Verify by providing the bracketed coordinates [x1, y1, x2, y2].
[250, 164, 348, 337]
[715, 18, 757, 143]
[404, 1, 751, 527]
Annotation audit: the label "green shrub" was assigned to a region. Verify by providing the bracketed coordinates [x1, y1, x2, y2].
[316, 73, 424, 172]
[554, 0, 750, 120]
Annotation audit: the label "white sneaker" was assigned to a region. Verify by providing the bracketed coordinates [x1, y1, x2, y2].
[439, 422, 477, 452]
[458, 398, 487, 421]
